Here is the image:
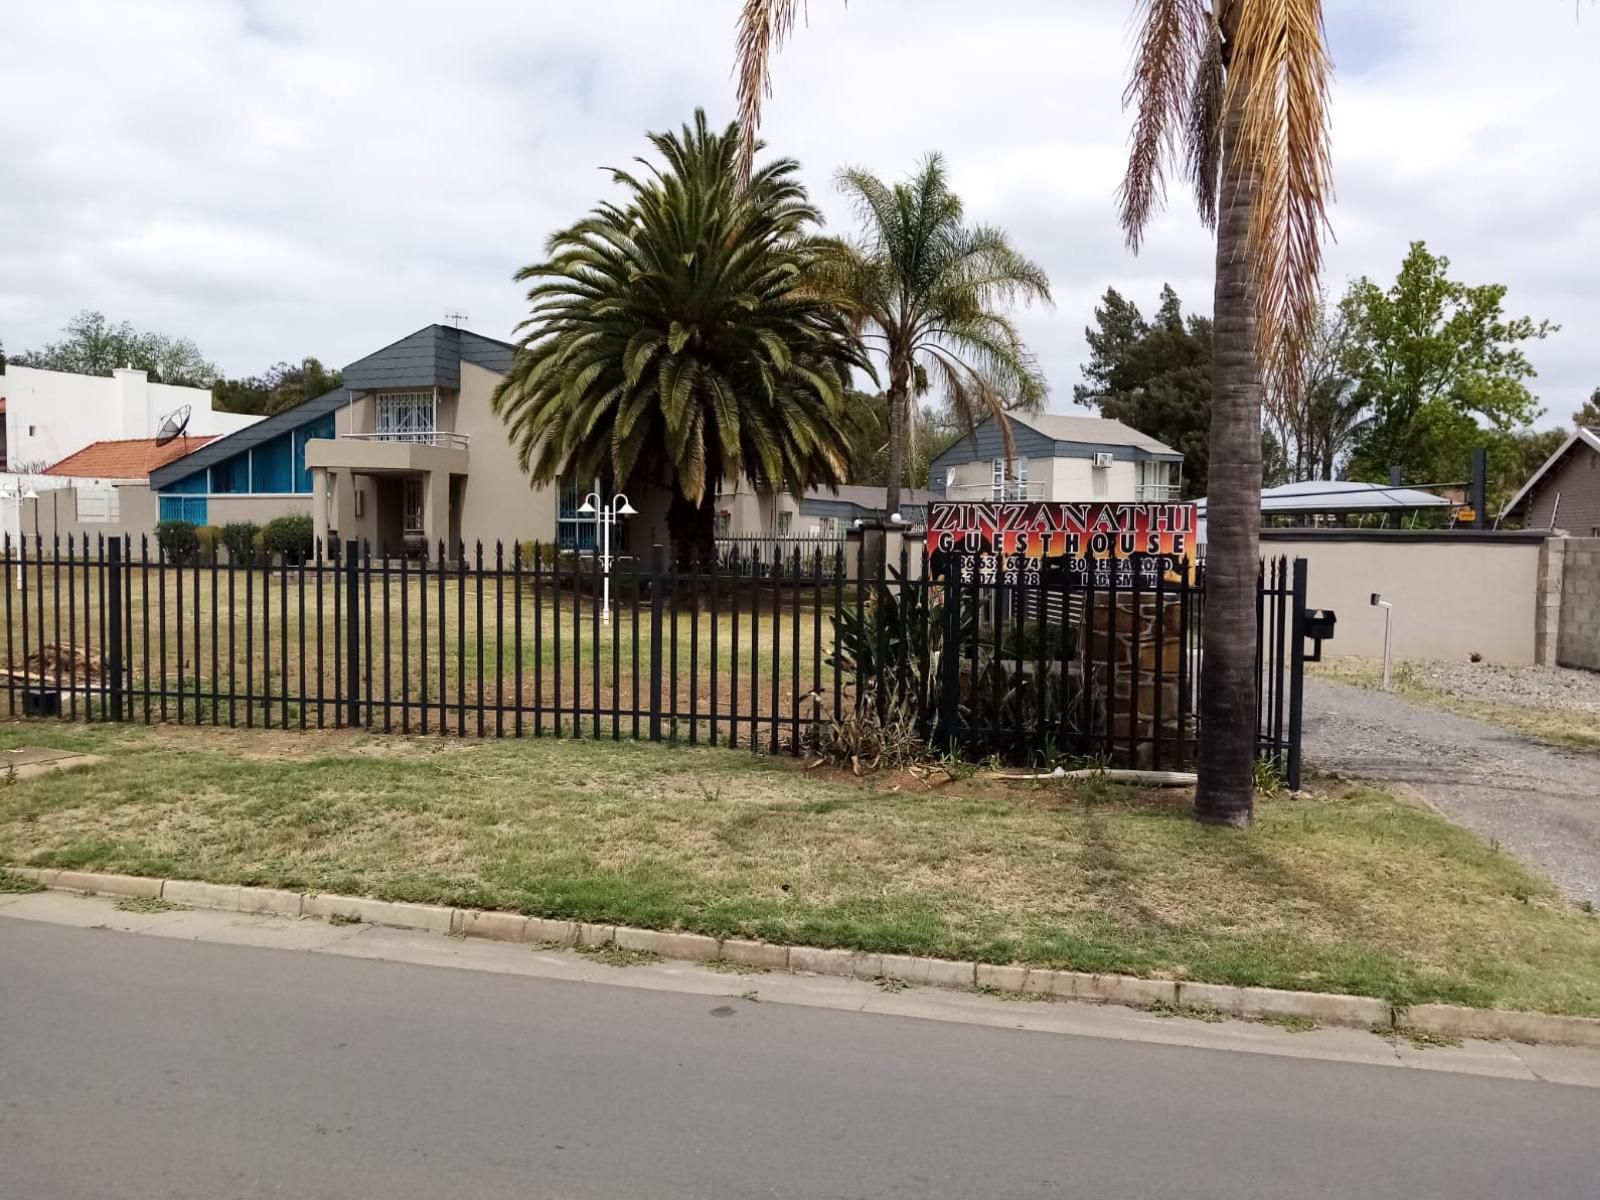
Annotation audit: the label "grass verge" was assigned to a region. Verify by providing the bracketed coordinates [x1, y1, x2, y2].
[1, 721, 1597, 1016]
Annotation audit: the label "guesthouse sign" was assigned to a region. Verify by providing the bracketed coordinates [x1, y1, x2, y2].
[926, 501, 1199, 587]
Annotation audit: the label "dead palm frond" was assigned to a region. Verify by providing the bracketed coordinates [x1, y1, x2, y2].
[736, 0, 808, 181]
[1119, 0, 1333, 390]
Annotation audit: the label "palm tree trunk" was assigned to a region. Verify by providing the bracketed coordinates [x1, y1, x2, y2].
[1194, 72, 1262, 827]
[883, 358, 911, 517]
[667, 490, 716, 570]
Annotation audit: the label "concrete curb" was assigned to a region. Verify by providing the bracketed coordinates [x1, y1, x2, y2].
[12, 867, 1600, 1048]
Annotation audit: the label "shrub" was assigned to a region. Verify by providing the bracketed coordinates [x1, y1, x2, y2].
[829, 568, 968, 729]
[260, 514, 315, 563]
[194, 525, 222, 566]
[154, 520, 199, 565]
[220, 521, 261, 564]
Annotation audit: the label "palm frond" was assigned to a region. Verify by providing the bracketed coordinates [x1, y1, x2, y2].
[1185, 12, 1225, 229]
[1227, 0, 1335, 387]
[735, 0, 808, 181]
[1118, 0, 1208, 249]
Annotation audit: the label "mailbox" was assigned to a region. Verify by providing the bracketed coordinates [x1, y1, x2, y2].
[1300, 608, 1336, 663]
[1304, 609, 1337, 641]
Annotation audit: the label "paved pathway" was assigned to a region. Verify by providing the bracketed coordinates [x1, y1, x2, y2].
[1304, 679, 1600, 906]
[3, 915, 1598, 1200]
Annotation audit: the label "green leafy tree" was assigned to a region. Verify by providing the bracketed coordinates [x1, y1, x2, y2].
[492, 110, 871, 563]
[12, 310, 218, 386]
[215, 357, 343, 416]
[812, 155, 1050, 514]
[1340, 242, 1556, 485]
[1574, 388, 1600, 430]
[1492, 426, 1567, 506]
[1074, 285, 1212, 498]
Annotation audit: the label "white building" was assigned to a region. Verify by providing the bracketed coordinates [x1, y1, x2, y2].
[0, 365, 260, 474]
[928, 413, 1184, 504]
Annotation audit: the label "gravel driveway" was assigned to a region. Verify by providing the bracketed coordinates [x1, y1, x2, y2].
[1303, 679, 1600, 908]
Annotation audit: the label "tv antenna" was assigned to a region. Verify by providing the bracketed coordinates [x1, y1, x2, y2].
[444, 309, 469, 328]
[154, 404, 192, 447]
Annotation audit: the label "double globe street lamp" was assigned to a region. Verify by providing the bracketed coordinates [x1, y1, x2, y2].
[576, 491, 637, 623]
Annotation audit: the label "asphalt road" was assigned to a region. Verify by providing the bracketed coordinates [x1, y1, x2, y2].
[2, 920, 1597, 1200]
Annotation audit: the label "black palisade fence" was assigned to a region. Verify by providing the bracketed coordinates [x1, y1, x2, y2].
[0, 535, 1308, 783]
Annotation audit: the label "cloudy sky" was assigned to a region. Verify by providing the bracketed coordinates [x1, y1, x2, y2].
[1, 1, 1595, 424]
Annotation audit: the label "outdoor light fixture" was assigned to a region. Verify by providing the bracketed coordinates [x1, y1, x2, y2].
[7, 485, 40, 591]
[1370, 593, 1393, 690]
[580, 491, 636, 622]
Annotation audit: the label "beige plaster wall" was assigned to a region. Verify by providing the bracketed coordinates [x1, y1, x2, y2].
[1260, 535, 1543, 665]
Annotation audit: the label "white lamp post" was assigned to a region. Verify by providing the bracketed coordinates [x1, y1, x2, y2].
[8, 485, 39, 591]
[576, 491, 637, 622]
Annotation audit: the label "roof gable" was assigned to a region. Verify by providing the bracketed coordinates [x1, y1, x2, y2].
[1502, 427, 1600, 517]
[148, 386, 349, 490]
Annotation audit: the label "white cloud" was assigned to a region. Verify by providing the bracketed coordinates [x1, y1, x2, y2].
[0, 0, 1594, 420]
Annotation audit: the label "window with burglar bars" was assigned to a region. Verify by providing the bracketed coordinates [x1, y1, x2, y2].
[375, 391, 436, 442]
[0, 534, 1309, 787]
[556, 477, 599, 551]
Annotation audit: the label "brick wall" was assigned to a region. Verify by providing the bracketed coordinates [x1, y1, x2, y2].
[1557, 537, 1600, 672]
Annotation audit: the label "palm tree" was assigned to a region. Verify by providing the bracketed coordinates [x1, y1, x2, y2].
[814, 156, 1050, 515]
[493, 110, 872, 564]
[1121, 2, 1332, 824]
[734, 1, 1333, 825]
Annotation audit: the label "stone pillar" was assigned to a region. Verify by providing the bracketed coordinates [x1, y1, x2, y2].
[1536, 536, 1566, 667]
[1083, 591, 1188, 767]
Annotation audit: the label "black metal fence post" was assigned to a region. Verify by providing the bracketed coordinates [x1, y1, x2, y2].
[648, 544, 665, 742]
[940, 570, 961, 751]
[1286, 556, 1309, 791]
[344, 539, 360, 728]
[107, 537, 124, 722]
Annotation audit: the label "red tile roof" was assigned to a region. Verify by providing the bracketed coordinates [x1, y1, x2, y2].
[44, 437, 216, 480]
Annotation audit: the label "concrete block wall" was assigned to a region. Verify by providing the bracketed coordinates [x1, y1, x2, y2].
[1557, 538, 1600, 672]
[1537, 538, 1566, 667]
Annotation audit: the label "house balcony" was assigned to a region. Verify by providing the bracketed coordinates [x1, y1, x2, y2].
[944, 481, 1046, 501]
[304, 431, 470, 477]
[1135, 483, 1183, 503]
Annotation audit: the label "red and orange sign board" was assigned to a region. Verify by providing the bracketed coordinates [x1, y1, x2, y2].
[927, 501, 1199, 585]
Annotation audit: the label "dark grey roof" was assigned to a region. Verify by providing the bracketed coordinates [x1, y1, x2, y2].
[341, 324, 517, 392]
[148, 385, 350, 490]
[458, 329, 516, 375]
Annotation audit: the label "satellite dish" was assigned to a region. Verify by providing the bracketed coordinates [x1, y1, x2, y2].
[154, 405, 192, 447]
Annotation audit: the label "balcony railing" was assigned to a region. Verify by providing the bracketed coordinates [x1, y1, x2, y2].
[343, 431, 470, 451]
[1135, 483, 1183, 502]
[944, 481, 1046, 501]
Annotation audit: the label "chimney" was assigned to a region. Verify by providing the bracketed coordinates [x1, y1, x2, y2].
[112, 367, 151, 441]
